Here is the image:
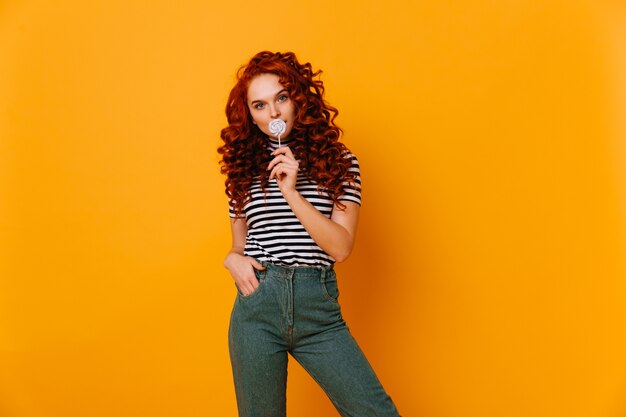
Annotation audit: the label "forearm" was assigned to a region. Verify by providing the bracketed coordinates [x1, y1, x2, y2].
[283, 189, 353, 262]
[224, 223, 246, 267]
[229, 245, 244, 255]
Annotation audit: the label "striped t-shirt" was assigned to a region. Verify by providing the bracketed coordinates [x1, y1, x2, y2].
[228, 137, 362, 267]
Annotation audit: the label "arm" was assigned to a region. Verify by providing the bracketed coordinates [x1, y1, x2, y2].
[282, 191, 360, 262]
[267, 146, 361, 262]
[223, 217, 265, 296]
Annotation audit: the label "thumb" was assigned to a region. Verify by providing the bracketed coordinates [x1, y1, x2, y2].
[251, 258, 266, 270]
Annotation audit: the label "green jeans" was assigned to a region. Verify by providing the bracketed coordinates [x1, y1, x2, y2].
[228, 261, 401, 417]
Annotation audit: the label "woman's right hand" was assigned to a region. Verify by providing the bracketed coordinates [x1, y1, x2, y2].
[224, 252, 266, 296]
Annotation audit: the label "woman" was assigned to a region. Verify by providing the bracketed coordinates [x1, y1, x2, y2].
[218, 51, 401, 417]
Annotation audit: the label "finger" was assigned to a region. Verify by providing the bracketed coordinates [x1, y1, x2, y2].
[236, 282, 249, 296]
[271, 159, 298, 173]
[250, 258, 265, 270]
[269, 165, 279, 180]
[269, 164, 296, 180]
[246, 276, 259, 293]
[270, 151, 294, 164]
[267, 154, 292, 171]
[240, 278, 257, 295]
[269, 163, 283, 180]
[271, 146, 292, 157]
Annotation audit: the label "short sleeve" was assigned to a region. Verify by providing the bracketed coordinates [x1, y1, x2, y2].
[337, 150, 362, 206]
[228, 197, 245, 219]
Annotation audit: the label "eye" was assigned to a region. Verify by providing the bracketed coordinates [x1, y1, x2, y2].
[253, 103, 265, 110]
[277, 94, 289, 102]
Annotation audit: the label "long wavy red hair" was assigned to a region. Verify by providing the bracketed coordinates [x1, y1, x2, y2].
[217, 51, 360, 217]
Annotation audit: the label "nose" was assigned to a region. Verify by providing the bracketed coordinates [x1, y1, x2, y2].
[269, 103, 281, 118]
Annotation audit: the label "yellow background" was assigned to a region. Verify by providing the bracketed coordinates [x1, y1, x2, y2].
[1, 1, 626, 416]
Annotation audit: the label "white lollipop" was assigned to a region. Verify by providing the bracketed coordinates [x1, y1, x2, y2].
[268, 118, 287, 147]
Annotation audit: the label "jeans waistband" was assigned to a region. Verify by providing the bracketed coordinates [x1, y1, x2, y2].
[259, 260, 334, 277]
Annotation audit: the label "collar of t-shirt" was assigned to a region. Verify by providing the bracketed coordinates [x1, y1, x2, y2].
[267, 136, 295, 151]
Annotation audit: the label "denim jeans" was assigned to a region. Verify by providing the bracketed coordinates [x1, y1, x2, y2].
[228, 261, 401, 417]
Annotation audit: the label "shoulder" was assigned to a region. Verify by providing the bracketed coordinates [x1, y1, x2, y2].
[339, 147, 360, 170]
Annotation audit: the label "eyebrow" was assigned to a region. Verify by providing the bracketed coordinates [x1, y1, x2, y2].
[250, 88, 289, 105]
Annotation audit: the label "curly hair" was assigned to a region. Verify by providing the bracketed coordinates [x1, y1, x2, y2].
[217, 51, 360, 218]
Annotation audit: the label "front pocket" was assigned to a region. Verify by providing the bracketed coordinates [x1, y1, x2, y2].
[320, 270, 340, 303]
[237, 268, 266, 300]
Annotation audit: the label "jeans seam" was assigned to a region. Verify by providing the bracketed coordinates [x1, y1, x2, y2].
[290, 354, 352, 417]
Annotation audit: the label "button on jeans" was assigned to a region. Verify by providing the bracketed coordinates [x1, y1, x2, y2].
[228, 261, 401, 417]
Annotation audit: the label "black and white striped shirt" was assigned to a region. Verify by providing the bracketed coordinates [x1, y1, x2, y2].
[228, 138, 362, 267]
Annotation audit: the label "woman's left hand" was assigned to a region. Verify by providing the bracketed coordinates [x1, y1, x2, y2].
[267, 146, 299, 195]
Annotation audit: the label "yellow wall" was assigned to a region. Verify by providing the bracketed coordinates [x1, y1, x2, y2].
[1, 1, 626, 416]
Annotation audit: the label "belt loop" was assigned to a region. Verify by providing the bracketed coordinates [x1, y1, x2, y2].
[320, 265, 326, 283]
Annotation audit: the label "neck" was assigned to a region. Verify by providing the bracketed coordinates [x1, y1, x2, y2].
[268, 136, 295, 148]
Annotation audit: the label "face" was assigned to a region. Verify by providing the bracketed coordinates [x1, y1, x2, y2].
[247, 73, 296, 140]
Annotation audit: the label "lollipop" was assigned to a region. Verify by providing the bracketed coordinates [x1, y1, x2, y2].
[268, 118, 287, 147]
